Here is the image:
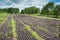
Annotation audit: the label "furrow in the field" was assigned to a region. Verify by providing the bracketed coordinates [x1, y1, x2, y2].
[0, 16, 13, 40]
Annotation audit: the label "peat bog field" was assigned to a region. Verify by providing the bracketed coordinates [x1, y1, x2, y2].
[0, 14, 60, 40]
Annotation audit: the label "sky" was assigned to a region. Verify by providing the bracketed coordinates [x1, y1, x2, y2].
[0, 0, 60, 11]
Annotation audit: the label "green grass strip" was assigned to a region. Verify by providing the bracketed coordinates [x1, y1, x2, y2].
[10, 17, 17, 40]
[36, 25, 59, 37]
[36, 25, 49, 32]
[0, 13, 9, 26]
[25, 25, 45, 40]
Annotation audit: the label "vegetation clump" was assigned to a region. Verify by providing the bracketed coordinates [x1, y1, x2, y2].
[25, 25, 45, 40]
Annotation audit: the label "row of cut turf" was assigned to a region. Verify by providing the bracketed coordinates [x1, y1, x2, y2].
[10, 16, 17, 40]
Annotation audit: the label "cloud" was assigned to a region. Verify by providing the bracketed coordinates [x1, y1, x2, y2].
[15, 0, 49, 10]
[55, 2, 60, 5]
[0, 0, 49, 10]
[5, 0, 11, 2]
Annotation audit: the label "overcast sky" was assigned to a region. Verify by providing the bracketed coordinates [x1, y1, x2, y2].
[0, 0, 60, 10]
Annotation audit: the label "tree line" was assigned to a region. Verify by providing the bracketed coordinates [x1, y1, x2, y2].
[21, 2, 60, 18]
[0, 8, 19, 14]
[21, 6, 40, 14]
[0, 2, 60, 18]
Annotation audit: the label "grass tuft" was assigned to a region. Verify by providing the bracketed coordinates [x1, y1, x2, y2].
[36, 25, 49, 32]
[25, 25, 45, 40]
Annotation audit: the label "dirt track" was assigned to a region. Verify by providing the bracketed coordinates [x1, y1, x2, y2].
[0, 14, 60, 40]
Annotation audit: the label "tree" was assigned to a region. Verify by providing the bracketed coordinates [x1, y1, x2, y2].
[7, 8, 19, 14]
[41, 2, 54, 15]
[0, 8, 19, 14]
[21, 6, 40, 14]
[54, 5, 60, 18]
